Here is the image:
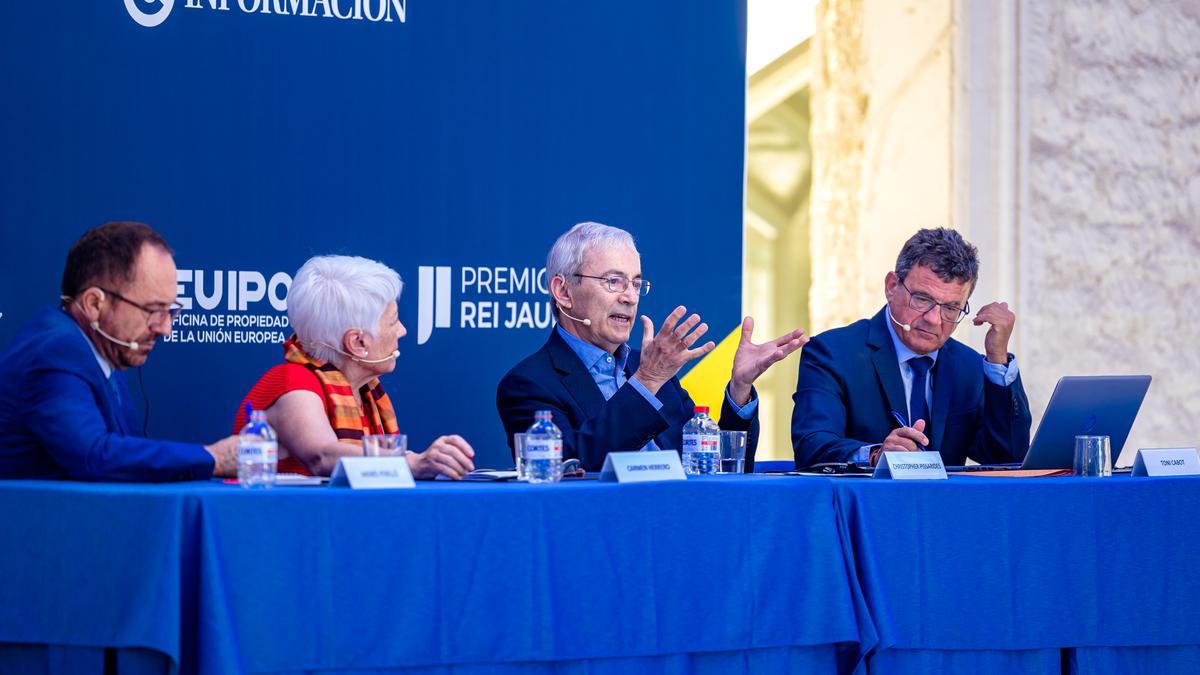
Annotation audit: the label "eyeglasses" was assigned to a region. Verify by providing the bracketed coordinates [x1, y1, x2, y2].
[898, 278, 969, 324]
[573, 274, 651, 297]
[100, 287, 184, 325]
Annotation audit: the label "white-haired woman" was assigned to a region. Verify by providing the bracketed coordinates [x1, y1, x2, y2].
[233, 255, 475, 478]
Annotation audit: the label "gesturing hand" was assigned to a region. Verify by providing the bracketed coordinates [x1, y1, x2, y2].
[729, 317, 807, 405]
[631, 305, 715, 394]
[972, 301, 1015, 365]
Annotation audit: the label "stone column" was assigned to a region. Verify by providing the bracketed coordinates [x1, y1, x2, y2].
[809, 0, 866, 332]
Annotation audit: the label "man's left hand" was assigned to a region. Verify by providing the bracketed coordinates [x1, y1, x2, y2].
[973, 301, 1015, 364]
[729, 317, 808, 405]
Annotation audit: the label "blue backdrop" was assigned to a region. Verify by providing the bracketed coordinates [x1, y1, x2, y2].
[0, 0, 747, 470]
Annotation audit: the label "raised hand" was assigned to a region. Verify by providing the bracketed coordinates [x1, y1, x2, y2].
[631, 305, 716, 394]
[729, 317, 807, 405]
[972, 301, 1015, 364]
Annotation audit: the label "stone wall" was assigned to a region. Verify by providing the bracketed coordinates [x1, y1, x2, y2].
[1021, 0, 1200, 462]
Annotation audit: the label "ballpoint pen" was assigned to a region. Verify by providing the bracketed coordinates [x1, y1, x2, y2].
[889, 410, 928, 450]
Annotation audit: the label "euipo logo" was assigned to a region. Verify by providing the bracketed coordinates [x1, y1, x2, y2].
[126, 0, 175, 27]
[165, 269, 292, 346]
[416, 265, 554, 346]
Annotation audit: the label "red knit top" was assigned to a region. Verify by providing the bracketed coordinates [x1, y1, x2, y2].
[232, 363, 325, 476]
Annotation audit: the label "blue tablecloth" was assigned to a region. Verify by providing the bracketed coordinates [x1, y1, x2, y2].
[831, 474, 1200, 674]
[3, 473, 1200, 674]
[0, 476, 870, 675]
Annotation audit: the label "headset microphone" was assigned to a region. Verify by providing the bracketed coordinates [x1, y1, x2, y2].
[559, 310, 592, 327]
[887, 309, 911, 333]
[73, 292, 141, 351]
[90, 321, 140, 351]
[353, 350, 401, 364]
[316, 342, 400, 364]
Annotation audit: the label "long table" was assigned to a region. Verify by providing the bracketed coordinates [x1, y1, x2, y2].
[0, 477, 869, 674]
[1, 474, 1198, 674]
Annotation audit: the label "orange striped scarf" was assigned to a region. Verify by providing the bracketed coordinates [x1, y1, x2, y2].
[283, 335, 399, 444]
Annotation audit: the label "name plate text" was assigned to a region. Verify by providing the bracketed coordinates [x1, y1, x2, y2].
[1132, 448, 1200, 477]
[599, 450, 686, 483]
[873, 451, 948, 480]
[330, 457, 416, 489]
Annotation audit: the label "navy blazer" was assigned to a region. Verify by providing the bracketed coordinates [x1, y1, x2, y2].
[0, 307, 214, 481]
[791, 308, 1031, 467]
[497, 329, 759, 472]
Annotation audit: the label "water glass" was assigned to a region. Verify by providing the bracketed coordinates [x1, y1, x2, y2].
[513, 433, 528, 480]
[363, 434, 407, 457]
[718, 430, 748, 474]
[1073, 435, 1111, 477]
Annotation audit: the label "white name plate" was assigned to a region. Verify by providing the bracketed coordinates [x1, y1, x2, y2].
[330, 457, 416, 489]
[873, 451, 948, 480]
[599, 450, 687, 483]
[1132, 448, 1200, 477]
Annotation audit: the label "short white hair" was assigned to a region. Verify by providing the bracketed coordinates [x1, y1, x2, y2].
[545, 222, 638, 316]
[288, 255, 402, 364]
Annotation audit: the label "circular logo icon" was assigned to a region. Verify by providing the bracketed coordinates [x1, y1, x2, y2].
[125, 0, 175, 28]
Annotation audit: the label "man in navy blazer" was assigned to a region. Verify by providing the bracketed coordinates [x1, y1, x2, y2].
[791, 228, 1032, 468]
[0, 222, 238, 481]
[498, 222, 808, 472]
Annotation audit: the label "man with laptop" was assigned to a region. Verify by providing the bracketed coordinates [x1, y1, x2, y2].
[791, 227, 1032, 467]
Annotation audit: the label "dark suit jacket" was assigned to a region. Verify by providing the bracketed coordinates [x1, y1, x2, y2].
[497, 329, 759, 472]
[791, 308, 1031, 467]
[0, 307, 214, 481]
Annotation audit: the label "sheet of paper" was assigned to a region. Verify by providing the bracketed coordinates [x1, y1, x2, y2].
[951, 469, 1072, 478]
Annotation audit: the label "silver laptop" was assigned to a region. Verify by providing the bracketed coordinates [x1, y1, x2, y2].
[1020, 375, 1152, 469]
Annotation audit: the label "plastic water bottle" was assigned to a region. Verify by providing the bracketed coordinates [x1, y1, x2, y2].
[681, 406, 720, 475]
[238, 403, 278, 488]
[524, 410, 563, 483]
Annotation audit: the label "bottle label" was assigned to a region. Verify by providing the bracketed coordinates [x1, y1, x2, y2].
[525, 438, 562, 461]
[240, 440, 278, 463]
[682, 433, 719, 452]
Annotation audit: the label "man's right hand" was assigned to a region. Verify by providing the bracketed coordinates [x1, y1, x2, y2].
[204, 435, 239, 477]
[632, 305, 716, 394]
[871, 420, 929, 465]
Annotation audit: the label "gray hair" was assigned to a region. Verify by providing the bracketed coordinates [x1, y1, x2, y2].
[895, 228, 980, 290]
[288, 255, 403, 364]
[545, 222, 638, 315]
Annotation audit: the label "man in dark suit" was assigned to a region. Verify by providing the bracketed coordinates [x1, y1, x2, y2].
[498, 222, 807, 472]
[791, 227, 1031, 468]
[0, 221, 237, 481]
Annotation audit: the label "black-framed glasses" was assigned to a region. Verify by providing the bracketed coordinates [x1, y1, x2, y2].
[100, 287, 184, 325]
[898, 278, 969, 324]
[573, 274, 651, 296]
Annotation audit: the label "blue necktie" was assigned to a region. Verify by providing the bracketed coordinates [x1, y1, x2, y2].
[907, 356, 933, 434]
[108, 373, 128, 434]
[108, 373, 123, 408]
